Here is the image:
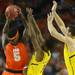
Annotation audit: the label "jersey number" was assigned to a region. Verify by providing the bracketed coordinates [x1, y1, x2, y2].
[13, 48, 21, 61]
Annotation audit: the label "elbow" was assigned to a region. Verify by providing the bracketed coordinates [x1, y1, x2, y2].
[49, 30, 56, 38]
[50, 31, 55, 37]
[2, 29, 5, 34]
[2, 30, 7, 34]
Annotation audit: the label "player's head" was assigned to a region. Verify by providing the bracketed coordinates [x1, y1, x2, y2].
[8, 29, 19, 45]
[68, 24, 75, 36]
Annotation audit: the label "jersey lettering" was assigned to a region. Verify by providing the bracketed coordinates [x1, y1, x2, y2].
[13, 47, 21, 61]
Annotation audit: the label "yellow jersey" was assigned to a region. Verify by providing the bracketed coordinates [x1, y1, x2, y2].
[64, 44, 75, 75]
[27, 50, 51, 75]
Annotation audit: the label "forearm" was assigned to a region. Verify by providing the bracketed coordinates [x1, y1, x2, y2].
[3, 19, 10, 33]
[30, 15, 41, 33]
[31, 38, 42, 51]
[20, 13, 28, 28]
[48, 22, 65, 43]
[28, 13, 44, 37]
[28, 15, 45, 45]
[29, 30, 42, 51]
[28, 22, 42, 51]
[53, 11, 68, 35]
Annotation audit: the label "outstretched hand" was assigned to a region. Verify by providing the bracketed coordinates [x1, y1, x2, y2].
[47, 13, 54, 25]
[26, 8, 33, 16]
[51, 1, 57, 12]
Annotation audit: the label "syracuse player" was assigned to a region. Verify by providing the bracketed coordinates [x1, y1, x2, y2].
[2, 5, 30, 75]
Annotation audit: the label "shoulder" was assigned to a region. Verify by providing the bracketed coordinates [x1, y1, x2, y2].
[65, 36, 75, 44]
[5, 43, 11, 48]
[18, 42, 27, 48]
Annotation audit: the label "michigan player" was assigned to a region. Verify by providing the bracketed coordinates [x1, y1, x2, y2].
[23, 8, 51, 75]
[2, 5, 30, 75]
[47, 1, 75, 75]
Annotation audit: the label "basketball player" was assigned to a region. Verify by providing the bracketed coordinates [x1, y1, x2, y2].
[23, 8, 51, 75]
[2, 6, 30, 75]
[47, 1, 75, 75]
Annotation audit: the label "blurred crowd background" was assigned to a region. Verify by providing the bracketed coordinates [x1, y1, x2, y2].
[0, 0, 75, 75]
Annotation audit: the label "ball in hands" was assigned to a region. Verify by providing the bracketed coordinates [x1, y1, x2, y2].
[5, 5, 20, 20]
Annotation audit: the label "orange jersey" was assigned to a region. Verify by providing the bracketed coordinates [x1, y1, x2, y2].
[5, 42, 29, 70]
[2, 42, 29, 75]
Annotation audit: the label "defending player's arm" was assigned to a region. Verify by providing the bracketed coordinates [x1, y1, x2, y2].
[27, 14, 44, 61]
[52, 11, 75, 51]
[51, 1, 75, 51]
[52, 1, 68, 36]
[19, 9, 44, 61]
[18, 8, 39, 47]
[47, 13, 66, 43]
[26, 8, 45, 47]
[47, 12, 75, 50]
[28, 22, 42, 51]
[18, 8, 30, 43]
[2, 18, 10, 54]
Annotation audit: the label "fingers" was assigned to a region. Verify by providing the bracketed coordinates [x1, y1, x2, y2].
[47, 13, 52, 20]
[47, 12, 54, 24]
[26, 8, 33, 15]
[53, 0, 57, 5]
[51, 0, 57, 12]
[47, 0, 57, 23]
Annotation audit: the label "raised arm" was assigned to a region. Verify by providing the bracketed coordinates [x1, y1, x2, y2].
[17, 7, 30, 43]
[52, 1, 68, 36]
[46, 1, 75, 54]
[18, 8, 44, 60]
[27, 19, 42, 51]
[26, 8, 45, 47]
[26, 13, 44, 61]
[2, 5, 20, 53]
[2, 19, 10, 54]
[26, 8, 42, 34]
[47, 13, 66, 43]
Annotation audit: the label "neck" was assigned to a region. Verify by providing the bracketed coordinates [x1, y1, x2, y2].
[10, 41, 18, 46]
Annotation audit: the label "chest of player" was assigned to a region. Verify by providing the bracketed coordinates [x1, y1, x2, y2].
[5, 42, 29, 62]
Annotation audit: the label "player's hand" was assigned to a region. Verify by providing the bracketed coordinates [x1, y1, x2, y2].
[26, 8, 33, 16]
[52, 1, 57, 12]
[14, 5, 22, 16]
[47, 13, 54, 25]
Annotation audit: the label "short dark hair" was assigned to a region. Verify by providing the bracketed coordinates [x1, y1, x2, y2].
[8, 28, 19, 39]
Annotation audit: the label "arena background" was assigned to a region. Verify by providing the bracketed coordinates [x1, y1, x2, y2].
[0, 0, 75, 75]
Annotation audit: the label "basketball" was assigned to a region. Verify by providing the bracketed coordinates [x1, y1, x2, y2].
[5, 5, 20, 20]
